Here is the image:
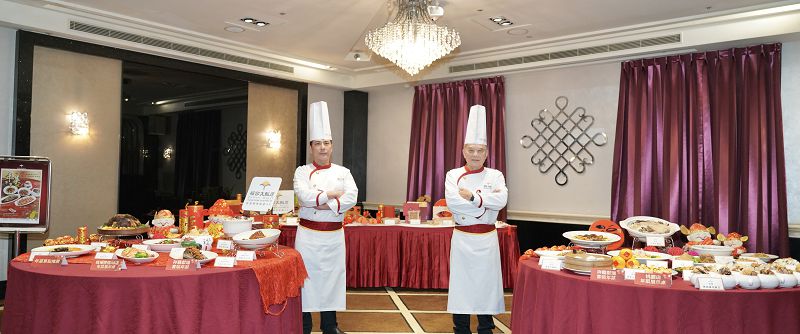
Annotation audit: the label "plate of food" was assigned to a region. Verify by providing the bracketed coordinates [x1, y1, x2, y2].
[619, 216, 680, 238]
[98, 214, 150, 235]
[31, 244, 95, 257]
[739, 253, 779, 263]
[142, 238, 182, 252]
[115, 248, 159, 264]
[534, 250, 571, 259]
[690, 244, 734, 256]
[170, 247, 217, 264]
[607, 249, 673, 262]
[562, 231, 621, 247]
[232, 229, 281, 249]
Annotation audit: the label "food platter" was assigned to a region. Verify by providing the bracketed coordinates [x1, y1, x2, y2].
[619, 216, 680, 238]
[170, 249, 218, 264]
[97, 226, 150, 236]
[607, 250, 673, 262]
[690, 245, 734, 256]
[534, 250, 570, 259]
[142, 239, 182, 252]
[562, 231, 621, 247]
[115, 248, 159, 264]
[740, 253, 779, 263]
[232, 229, 281, 249]
[31, 244, 95, 257]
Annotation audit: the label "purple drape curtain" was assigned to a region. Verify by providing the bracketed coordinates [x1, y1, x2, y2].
[406, 76, 506, 212]
[611, 44, 788, 255]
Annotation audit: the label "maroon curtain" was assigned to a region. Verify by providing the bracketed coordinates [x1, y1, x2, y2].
[611, 44, 788, 255]
[406, 76, 506, 211]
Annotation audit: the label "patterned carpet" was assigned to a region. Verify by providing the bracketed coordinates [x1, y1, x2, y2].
[304, 288, 513, 334]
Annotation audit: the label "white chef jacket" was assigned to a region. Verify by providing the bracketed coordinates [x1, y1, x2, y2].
[444, 166, 508, 225]
[293, 162, 358, 222]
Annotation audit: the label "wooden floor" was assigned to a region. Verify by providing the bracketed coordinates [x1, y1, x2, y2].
[0, 290, 513, 334]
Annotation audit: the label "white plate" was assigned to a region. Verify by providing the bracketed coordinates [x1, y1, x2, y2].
[31, 244, 95, 257]
[562, 231, 621, 247]
[232, 229, 281, 247]
[142, 239, 182, 252]
[169, 249, 218, 264]
[561, 265, 592, 275]
[740, 253, 779, 263]
[534, 250, 570, 259]
[619, 216, 680, 238]
[115, 249, 159, 264]
[607, 250, 673, 262]
[690, 245, 734, 256]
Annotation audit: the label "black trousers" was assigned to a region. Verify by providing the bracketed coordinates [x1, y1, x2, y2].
[303, 311, 338, 334]
[453, 313, 495, 334]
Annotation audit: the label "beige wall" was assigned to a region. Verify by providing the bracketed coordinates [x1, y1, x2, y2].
[782, 40, 800, 226]
[30, 46, 121, 244]
[247, 83, 298, 190]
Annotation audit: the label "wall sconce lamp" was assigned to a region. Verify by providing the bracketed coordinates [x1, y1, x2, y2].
[68, 112, 89, 136]
[266, 130, 281, 149]
[163, 146, 174, 160]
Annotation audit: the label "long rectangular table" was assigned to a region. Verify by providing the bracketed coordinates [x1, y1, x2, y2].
[279, 223, 519, 289]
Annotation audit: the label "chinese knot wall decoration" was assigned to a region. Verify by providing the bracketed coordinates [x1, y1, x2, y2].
[520, 96, 607, 186]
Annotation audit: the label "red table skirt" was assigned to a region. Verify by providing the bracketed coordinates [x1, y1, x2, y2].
[511, 258, 800, 334]
[279, 224, 520, 289]
[2, 261, 302, 334]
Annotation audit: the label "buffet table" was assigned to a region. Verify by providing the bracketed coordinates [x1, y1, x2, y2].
[279, 223, 519, 289]
[2, 248, 307, 334]
[510, 258, 800, 334]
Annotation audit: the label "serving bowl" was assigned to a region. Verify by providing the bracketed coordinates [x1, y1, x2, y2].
[562, 231, 621, 247]
[232, 229, 281, 250]
[619, 216, 680, 238]
[737, 275, 761, 289]
[115, 249, 159, 264]
[142, 238, 182, 252]
[690, 245, 734, 257]
[221, 217, 254, 237]
[758, 274, 779, 289]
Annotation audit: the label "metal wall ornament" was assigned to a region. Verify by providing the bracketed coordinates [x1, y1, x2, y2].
[520, 96, 607, 186]
[223, 124, 247, 179]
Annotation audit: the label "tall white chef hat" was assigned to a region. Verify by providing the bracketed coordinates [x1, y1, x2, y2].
[308, 101, 332, 141]
[464, 104, 487, 145]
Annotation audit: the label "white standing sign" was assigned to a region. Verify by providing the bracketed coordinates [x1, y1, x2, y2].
[271, 190, 295, 214]
[242, 177, 282, 212]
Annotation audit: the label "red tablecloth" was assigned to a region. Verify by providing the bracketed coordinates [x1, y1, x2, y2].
[510, 258, 800, 334]
[2, 253, 304, 334]
[279, 224, 519, 289]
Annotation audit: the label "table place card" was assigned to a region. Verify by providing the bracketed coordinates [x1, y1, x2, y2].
[285, 217, 298, 224]
[683, 270, 693, 281]
[646, 236, 666, 247]
[235, 251, 256, 261]
[649, 260, 669, 268]
[591, 269, 623, 281]
[214, 257, 236, 268]
[169, 247, 186, 260]
[132, 244, 149, 251]
[90, 242, 108, 251]
[672, 260, 695, 269]
[697, 276, 725, 290]
[90, 259, 124, 271]
[624, 268, 644, 280]
[95, 252, 116, 260]
[714, 256, 734, 264]
[216, 240, 234, 250]
[408, 219, 421, 225]
[441, 219, 454, 226]
[31, 255, 67, 267]
[383, 218, 398, 225]
[166, 258, 198, 271]
[539, 258, 563, 271]
[634, 272, 673, 287]
[29, 251, 49, 261]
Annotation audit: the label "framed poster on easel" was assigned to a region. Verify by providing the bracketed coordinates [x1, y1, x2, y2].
[0, 156, 51, 257]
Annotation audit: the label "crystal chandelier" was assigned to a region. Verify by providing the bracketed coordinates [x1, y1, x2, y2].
[365, 0, 461, 76]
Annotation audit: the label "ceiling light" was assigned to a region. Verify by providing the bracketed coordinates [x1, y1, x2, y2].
[490, 16, 505, 22]
[500, 20, 513, 26]
[365, 0, 461, 76]
[255, 21, 268, 27]
[241, 18, 255, 23]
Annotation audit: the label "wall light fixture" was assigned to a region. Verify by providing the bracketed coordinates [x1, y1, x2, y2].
[266, 130, 281, 149]
[68, 112, 89, 136]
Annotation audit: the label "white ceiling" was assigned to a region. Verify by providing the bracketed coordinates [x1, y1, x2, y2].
[35, 0, 786, 71]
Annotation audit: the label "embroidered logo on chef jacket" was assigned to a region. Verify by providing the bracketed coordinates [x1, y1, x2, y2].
[482, 184, 493, 190]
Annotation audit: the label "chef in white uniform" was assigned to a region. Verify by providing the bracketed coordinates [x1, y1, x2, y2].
[293, 101, 358, 334]
[445, 105, 507, 334]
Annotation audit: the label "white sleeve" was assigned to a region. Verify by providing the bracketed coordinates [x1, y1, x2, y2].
[474, 172, 507, 210]
[445, 170, 485, 217]
[293, 167, 324, 207]
[327, 169, 358, 214]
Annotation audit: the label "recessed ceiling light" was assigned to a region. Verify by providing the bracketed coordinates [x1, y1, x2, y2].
[124, 98, 129, 102]
[224, 26, 245, 33]
[241, 18, 255, 23]
[255, 21, 268, 27]
[500, 20, 513, 26]
[490, 17, 504, 22]
[507, 28, 528, 35]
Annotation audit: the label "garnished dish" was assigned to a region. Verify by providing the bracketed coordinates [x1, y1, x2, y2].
[168, 246, 217, 264]
[249, 230, 266, 240]
[31, 244, 95, 257]
[98, 214, 149, 235]
[562, 231, 621, 247]
[142, 238, 183, 252]
[115, 247, 158, 264]
[619, 216, 680, 238]
[574, 234, 608, 241]
[740, 253, 779, 263]
[232, 229, 281, 250]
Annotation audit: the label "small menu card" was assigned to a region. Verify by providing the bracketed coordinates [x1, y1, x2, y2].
[285, 217, 298, 225]
[132, 244, 150, 251]
[214, 257, 236, 268]
[408, 219, 421, 225]
[591, 269, 623, 281]
[91, 259, 125, 271]
[634, 272, 673, 287]
[166, 258, 198, 271]
[648, 260, 669, 268]
[90, 242, 108, 251]
[672, 260, 694, 269]
[29, 251, 49, 261]
[646, 237, 666, 247]
[169, 247, 186, 260]
[383, 218, 398, 225]
[216, 240, 234, 250]
[539, 258, 562, 271]
[235, 251, 256, 261]
[624, 268, 644, 280]
[31, 255, 67, 267]
[95, 252, 117, 260]
[697, 276, 725, 290]
[242, 177, 282, 212]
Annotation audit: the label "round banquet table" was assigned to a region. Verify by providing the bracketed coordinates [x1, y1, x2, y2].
[2, 252, 304, 334]
[510, 258, 800, 334]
